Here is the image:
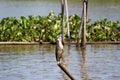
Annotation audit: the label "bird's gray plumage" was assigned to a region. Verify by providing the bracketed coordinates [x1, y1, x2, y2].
[55, 35, 64, 63]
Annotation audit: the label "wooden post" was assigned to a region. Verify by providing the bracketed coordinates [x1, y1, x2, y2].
[57, 63, 76, 80]
[61, 0, 65, 44]
[65, 0, 70, 41]
[76, 8, 84, 47]
[81, 0, 87, 47]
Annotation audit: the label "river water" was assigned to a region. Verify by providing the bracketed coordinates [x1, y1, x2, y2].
[0, 44, 120, 80]
[0, 0, 120, 22]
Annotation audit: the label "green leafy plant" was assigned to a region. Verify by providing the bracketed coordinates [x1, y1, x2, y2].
[0, 12, 120, 43]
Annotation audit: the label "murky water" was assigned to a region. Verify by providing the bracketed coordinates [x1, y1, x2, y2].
[0, 0, 120, 22]
[0, 44, 120, 80]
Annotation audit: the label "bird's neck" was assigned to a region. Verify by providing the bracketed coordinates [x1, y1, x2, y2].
[58, 41, 63, 49]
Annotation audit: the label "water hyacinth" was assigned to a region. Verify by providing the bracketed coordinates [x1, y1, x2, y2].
[0, 12, 120, 43]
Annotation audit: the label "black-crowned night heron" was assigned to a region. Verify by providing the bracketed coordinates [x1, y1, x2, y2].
[55, 34, 64, 64]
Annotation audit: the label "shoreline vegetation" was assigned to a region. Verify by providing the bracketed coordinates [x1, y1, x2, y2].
[0, 11, 120, 45]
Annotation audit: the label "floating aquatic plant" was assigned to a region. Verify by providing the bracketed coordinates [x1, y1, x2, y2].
[0, 12, 120, 43]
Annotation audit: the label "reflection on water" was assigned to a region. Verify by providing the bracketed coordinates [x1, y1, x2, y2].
[80, 48, 88, 80]
[0, 44, 120, 80]
[76, 47, 88, 80]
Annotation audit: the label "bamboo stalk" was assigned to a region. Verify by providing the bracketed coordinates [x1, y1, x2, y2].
[61, 0, 65, 44]
[81, 0, 87, 47]
[76, 7, 84, 47]
[65, 0, 70, 41]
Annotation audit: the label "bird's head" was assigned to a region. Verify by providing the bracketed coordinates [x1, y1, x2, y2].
[56, 34, 62, 42]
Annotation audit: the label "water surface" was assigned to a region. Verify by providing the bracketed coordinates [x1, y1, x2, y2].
[0, 44, 120, 80]
[0, 0, 120, 22]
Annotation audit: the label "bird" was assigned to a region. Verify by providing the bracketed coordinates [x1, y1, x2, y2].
[55, 34, 64, 64]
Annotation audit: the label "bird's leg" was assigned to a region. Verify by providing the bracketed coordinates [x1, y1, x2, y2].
[57, 53, 64, 65]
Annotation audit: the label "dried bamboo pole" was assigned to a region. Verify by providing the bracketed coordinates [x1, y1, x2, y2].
[61, 0, 65, 44]
[57, 63, 76, 80]
[65, 0, 70, 41]
[76, 8, 84, 47]
[81, 0, 88, 47]
[76, 0, 88, 47]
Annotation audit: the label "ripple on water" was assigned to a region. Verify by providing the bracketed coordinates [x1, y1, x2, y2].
[0, 44, 120, 80]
